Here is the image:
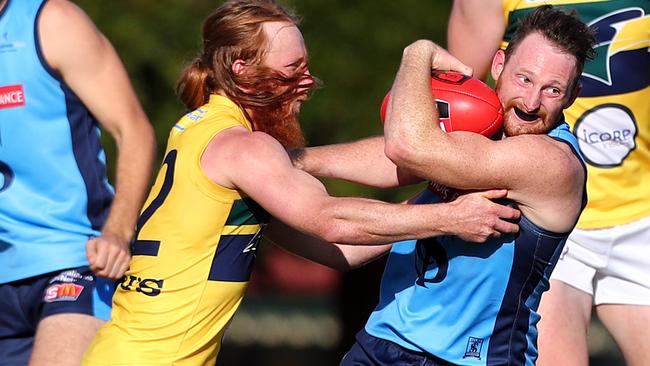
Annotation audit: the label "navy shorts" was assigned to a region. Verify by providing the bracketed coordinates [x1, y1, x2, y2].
[341, 328, 457, 366]
[0, 266, 115, 366]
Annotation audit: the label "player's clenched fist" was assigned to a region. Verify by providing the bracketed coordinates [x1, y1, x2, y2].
[446, 189, 520, 243]
[402, 39, 473, 76]
[86, 234, 132, 279]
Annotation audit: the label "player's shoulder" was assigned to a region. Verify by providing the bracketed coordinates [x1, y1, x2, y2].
[40, 0, 90, 24]
[39, 0, 102, 46]
[175, 111, 247, 145]
[215, 128, 284, 157]
[504, 132, 571, 155]
[203, 127, 289, 188]
[38, 0, 103, 64]
[180, 95, 251, 129]
[505, 133, 584, 183]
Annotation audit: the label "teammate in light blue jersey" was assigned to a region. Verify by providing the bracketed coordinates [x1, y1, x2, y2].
[0, 0, 155, 365]
[294, 6, 594, 365]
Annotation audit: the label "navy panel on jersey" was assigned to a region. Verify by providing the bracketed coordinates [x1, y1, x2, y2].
[208, 234, 259, 282]
[131, 240, 161, 256]
[65, 88, 113, 231]
[487, 218, 555, 364]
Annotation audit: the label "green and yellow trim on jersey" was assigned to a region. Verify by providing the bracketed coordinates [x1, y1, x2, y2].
[500, 0, 650, 229]
[83, 95, 270, 366]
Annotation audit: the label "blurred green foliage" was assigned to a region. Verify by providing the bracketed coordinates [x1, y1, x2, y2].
[76, 0, 453, 202]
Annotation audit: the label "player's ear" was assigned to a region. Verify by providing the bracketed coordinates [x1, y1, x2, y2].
[231, 59, 248, 76]
[564, 80, 582, 109]
[490, 50, 506, 82]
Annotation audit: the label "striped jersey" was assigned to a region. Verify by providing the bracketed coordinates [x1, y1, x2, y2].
[83, 95, 270, 366]
[501, 0, 650, 229]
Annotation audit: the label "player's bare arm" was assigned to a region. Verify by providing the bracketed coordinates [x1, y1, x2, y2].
[448, 0, 504, 80]
[265, 186, 523, 270]
[264, 219, 392, 271]
[203, 126, 519, 244]
[384, 40, 584, 233]
[40, 0, 156, 279]
[290, 136, 422, 188]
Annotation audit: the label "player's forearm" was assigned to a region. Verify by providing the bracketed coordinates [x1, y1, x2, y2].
[277, 242, 389, 272]
[312, 197, 456, 245]
[333, 243, 392, 270]
[384, 43, 446, 172]
[266, 219, 391, 271]
[102, 120, 156, 241]
[291, 137, 415, 188]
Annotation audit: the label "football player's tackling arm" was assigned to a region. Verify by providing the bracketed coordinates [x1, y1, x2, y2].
[264, 219, 392, 271]
[202, 126, 520, 248]
[290, 136, 422, 189]
[290, 44, 472, 189]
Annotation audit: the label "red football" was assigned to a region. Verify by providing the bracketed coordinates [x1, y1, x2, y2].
[380, 71, 503, 138]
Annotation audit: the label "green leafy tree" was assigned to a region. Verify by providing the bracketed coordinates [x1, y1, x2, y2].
[77, 0, 453, 202]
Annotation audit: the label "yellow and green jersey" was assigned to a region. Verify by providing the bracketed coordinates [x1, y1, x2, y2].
[84, 95, 270, 365]
[501, 0, 650, 228]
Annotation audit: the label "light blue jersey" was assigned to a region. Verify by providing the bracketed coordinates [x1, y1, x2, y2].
[0, 0, 114, 283]
[365, 122, 585, 365]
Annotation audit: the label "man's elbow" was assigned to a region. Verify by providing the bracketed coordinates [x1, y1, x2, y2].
[315, 224, 352, 245]
[385, 138, 419, 169]
[308, 216, 364, 245]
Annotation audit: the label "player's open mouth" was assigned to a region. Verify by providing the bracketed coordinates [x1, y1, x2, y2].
[513, 107, 539, 122]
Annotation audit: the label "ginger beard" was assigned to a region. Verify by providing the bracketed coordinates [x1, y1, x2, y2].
[495, 79, 552, 137]
[237, 67, 316, 149]
[249, 92, 307, 149]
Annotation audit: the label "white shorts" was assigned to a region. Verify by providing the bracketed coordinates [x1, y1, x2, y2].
[551, 215, 650, 306]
